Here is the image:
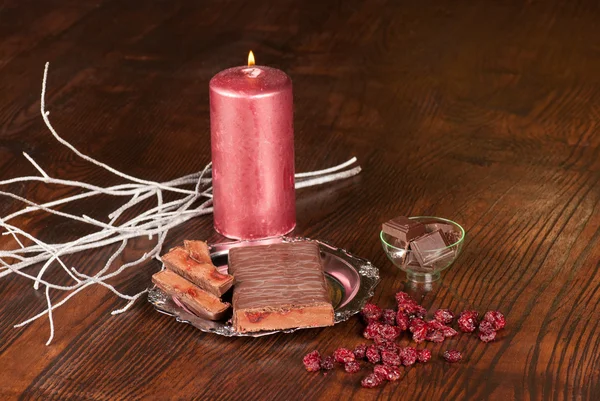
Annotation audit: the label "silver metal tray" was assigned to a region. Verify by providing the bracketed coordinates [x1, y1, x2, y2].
[148, 236, 380, 337]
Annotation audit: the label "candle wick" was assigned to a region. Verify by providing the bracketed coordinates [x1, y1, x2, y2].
[242, 67, 261, 78]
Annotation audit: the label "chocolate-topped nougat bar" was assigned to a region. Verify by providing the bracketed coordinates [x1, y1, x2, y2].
[228, 241, 334, 333]
[162, 240, 234, 297]
[152, 270, 230, 321]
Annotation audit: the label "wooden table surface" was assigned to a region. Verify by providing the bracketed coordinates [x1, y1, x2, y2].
[2, 1, 600, 400]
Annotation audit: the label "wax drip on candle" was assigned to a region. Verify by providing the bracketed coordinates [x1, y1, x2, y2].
[242, 50, 262, 78]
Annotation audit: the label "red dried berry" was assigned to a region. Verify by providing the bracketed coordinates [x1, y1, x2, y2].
[399, 347, 418, 366]
[361, 372, 384, 388]
[427, 320, 446, 330]
[397, 299, 419, 316]
[425, 329, 444, 343]
[361, 302, 383, 323]
[333, 348, 355, 364]
[374, 364, 402, 381]
[409, 318, 426, 333]
[382, 309, 396, 326]
[396, 312, 409, 331]
[354, 343, 368, 360]
[412, 325, 428, 343]
[344, 360, 361, 373]
[395, 291, 412, 305]
[442, 350, 462, 363]
[457, 310, 479, 333]
[434, 309, 455, 324]
[380, 324, 401, 341]
[441, 326, 458, 338]
[363, 322, 384, 340]
[479, 330, 497, 343]
[478, 319, 495, 334]
[381, 349, 402, 366]
[412, 305, 427, 319]
[303, 350, 322, 372]
[417, 349, 432, 363]
[320, 356, 334, 370]
[366, 345, 381, 364]
[478, 320, 497, 343]
[483, 311, 506, 331]
[375, 340, 399, 354]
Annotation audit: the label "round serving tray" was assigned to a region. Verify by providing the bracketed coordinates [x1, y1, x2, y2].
[148, 236, 380, 337]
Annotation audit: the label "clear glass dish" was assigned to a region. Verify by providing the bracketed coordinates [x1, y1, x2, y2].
[380, 216, 465, 283]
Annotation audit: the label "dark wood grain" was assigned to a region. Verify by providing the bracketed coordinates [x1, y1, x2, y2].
[1, 0, 600, 399]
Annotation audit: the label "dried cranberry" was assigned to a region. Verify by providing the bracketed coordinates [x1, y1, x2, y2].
[395, 291, 412, 305]
[333, 347, 355, 364]
[417, 349, 432, 363]
[427, 320, 446, 330]
[361, 372, 384, 388]
[374, 364, 402, 381]
[478, 320, 495, 334]
[398, 299, 419, 316]
[396, 312, 409, 331]
[399, 347, 418, 366]
[380, 324, 401, 341]
[363, 322, 384, 340]
[483, 311, 506, 331]
[441, 326, 458, 338]
[366, 345, 381, 364]
[302, 350, 322, 372]
[344, 360, 361, 373]
[361, 302, 383, 323]
[381, 349, 401, 366]
[434, 309, 455, 324]
[479, 330, 497, 343]
[457, 310, 479, 333]
[320, 356, 335, 371]
[478, 320, 497, 343]
[375, 340, 399, 354]
[412, 305, 427, 319]
[382, 309, 396, 326]
[425, 329, 444, 343]
[412, 325, 428, 343]
[409, 318, 426, 333]
[354, 343, 368, 359]
[442, 350, 462, 363]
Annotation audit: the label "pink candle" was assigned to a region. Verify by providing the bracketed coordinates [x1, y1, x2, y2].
[209, 52, 295, 240]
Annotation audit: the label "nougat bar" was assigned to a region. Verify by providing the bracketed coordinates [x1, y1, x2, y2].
[152, 270, 230, 321]
[228, 241, 334, 333]
[184, 240, 212, 264]
[162, 244, 234, 297]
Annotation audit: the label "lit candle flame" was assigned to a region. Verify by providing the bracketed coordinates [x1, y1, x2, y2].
[248, 51, 255, 66]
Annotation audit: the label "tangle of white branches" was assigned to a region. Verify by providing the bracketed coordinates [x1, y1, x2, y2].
[0, 63, 362, 345]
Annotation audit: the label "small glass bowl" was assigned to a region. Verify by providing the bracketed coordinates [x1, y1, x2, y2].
[380, 216, 465, 283]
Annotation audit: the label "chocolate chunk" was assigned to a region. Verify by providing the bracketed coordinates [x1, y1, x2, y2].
[382, 216, 426, 244]
[426, 223, 462, 244]
[228, 241, 334, 333]
[443, 230, 462, 245]
[152, 270, 230, 321]
[409, 230, 454, 267]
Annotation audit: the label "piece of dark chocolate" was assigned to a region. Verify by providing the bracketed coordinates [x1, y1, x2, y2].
[382, 216, 426, 244]
[426, 223, 461, 244]
[409, 229, 454, 267]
